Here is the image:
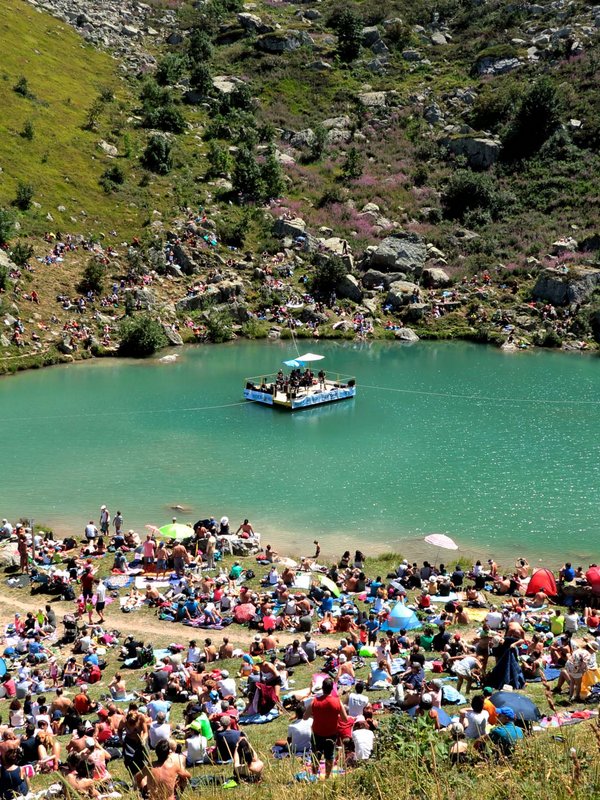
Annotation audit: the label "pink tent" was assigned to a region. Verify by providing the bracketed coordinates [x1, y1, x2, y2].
[526, 568, 558, 597]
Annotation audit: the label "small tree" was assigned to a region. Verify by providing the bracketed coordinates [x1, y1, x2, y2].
[307, 124, 328, 162]
[0, 264, 8, 291]
[232, 146, 264, 201]
[155, 53, 188, 86]
[10, 241, 34, 267]
[119, 314, 168, 357]
[441, 169, 500, 221]
[503, 77, 562, 160]
[334, 9, 363, 62]
[206, 141, 231, 177]
[151, 105, 187, 134]
[260, 145, 285, 201]
[189, 63, 213, 102]
[14, 182, 34, 211]
[13, 76, 34, 99]
[84, 97, 105, 131]
[0, 209, 14, 245]
[205, 308, 234, 343]
[188, 28, 213, 65]
[142, 135, 173, 174]
[310, 256, 348, 299]
[79, 258, 106, 293]
[99, 165, 126, 193]
[341, 146, 363, 180]
[20, 120, 34, 141]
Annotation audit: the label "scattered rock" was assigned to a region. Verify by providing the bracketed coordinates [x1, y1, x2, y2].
[551, 237, 578, 255]
[394, 327, 420, 342]
[162, 325, 183, 346]
[256, 31, 303, 53]
[532, 267, 600, 305]
[431, 31, 447, 45]
[475, 56, 521, 76]
[358, 91, 387, 108]
[442, 134, 501, 169]
[362, 269, 407, 289]
[422, 267, 451, 288]
[98, 140, 118, 157]
[363, 232, 427, 274]
[273, 217, 306, 239]
[386, 281, 420, 309]
[336, 274, 363, 302]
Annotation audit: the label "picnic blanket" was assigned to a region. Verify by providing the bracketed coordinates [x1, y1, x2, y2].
[370, 658, 405, 676]
[527, 666, 562, 683]
[430, 593, 459, 603]
[106, 575, 134, 591]
[441, 686, 467, 705]
[134, 577, 172, 590]
[239, 709, 279, 725]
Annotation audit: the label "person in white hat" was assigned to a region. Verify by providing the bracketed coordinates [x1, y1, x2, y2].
[99, 505, 110, 534]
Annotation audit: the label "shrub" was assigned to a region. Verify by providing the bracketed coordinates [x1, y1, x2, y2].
[0, 208, 14, 245]
[0, 264, 8, 291]
[386, 20, 411, 50]
[317, 187, 345, 208]
[341, 146, 364, 180]
[503, 77, 562, 160]
[142, 135, 173, 174]
[156, 53, 188, 86]
[119, 314, 168, 357]
[441, 169, 500, 221]
[205, 308, 234, 343]
[99, 165, 125, 193]
[333, 9, 363, 62]
[14, 182, 34, 211]
[20, 120, 34, 140]
[13, 76, 34, 99]
[84, 97, 104, 131]
[79, 258, 106, 293]
[187, 28, 213, 65]
[232, 147, 263, 201]
[310, 256, 348, 298]
[216, 210, 250, 247]
[260, 145, 285, 201]
[148, 104, 187, 134]
[206, 141, 231, 177]
[10, 241, 34, 267]
[305, 124, 328, 163]
[189, 63, 213, 101]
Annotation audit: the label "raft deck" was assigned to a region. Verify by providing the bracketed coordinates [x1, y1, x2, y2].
[244, 372, 356, 411]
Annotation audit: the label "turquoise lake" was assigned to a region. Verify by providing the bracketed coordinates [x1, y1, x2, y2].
[1, 340, 599, 564]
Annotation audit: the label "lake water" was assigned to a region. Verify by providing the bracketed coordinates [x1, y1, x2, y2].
[1, 340, 599, 565]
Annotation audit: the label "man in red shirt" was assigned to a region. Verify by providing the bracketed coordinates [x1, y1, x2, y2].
[304, 677, 348, 779]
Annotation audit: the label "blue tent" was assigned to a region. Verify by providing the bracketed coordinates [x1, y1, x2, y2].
[381, 602, 422, 632]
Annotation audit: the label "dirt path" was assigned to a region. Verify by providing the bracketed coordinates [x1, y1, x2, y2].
[0, 590, 340, 648]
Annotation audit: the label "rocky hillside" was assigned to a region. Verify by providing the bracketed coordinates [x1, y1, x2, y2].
[2, 0, 600, 370]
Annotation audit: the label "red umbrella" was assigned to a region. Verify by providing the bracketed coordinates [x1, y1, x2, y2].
[233, 603, 256, 623]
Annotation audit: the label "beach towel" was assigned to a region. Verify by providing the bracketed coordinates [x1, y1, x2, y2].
[134, 577, 172, 590]
[466, 608, 489, 623]
[441, 686, 467, 705]
[239, 709, 280, 725]
[430, 593, 459, 603]
[370, 658, 405, 676]
[106, 575, 134, 591]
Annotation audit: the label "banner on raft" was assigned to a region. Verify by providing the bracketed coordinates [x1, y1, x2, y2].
[244, 389, 274, 405]
[291, 386, 356, 409]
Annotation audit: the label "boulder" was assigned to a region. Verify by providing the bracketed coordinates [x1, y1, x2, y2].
[362, 26, 381, 46]
[98, 140, 118, 157]
[532, 267, 600, 305]
[404, 302, 428, 321]
[237, 12, 273, 33]
[431, 31, 447, 45]
[385, 280, 420, 309]
[475, 56, 521, 76]
[422, 267, 451, 288]
[273, 217, 306, 239]
[162, 325, 183, 346]
[365, 233, 427, 274]
[394, 327, 419, 342]
[256, 31, 302, 53]
[424, 103, 443, 124]
[132, 287, 157, 309]
[172, 243, 195, 275]
[551, 237, 578, 255]
[402, 49, 423, 61]
[336, 274, 363, 302]
[362, 269, 407, 289]
[216, 280, 245, 301]
[298, 306, 329, 325]
[358, 91, 387, 108]
[166, 32, 184, 45]
[308, 60, 332, 71]
[442, 135, 501, 169]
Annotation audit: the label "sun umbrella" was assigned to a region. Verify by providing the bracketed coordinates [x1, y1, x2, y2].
[489, 691, 541, 725]
[158, 523, 194, 540]
[283, 359, 301, 367]
[320, 575, 341, 597]
[424, 533, 458, 550]
[296, 352, 325, 362]
[233, 603, 256, 623]
[381, 601, 422, 631]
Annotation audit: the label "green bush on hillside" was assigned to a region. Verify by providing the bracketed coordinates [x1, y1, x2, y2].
[99, 165, 126, 193]
[118, 314, 168, 357]
[20, 120, 34, 141]
[206, 141, 231, 177]
[260, 145, 285, 201]
[10, 241, 34, 267]
[78, 258, 106, 294]
[332, 9, 363, 62]
[187, 29, 213, 65]
[441, 169, 501, 222]
[142, 135, 173, 175]
[189, 63, 213, 102]
[156, 53, 188, 86]
[232, 146, 263, 201]
[0, 209, 14, 245]
[503, 77, 562, 160]
[13, 76, 35, 99]
[14, 182, 34, 211]
[310, 256, 347, 298]
[205, 308, 234, 343]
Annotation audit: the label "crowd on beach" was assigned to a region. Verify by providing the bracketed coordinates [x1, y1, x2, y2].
[1, 509, 600, 800]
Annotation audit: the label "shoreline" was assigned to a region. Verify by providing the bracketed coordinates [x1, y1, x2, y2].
[5, 506, 594, 572]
